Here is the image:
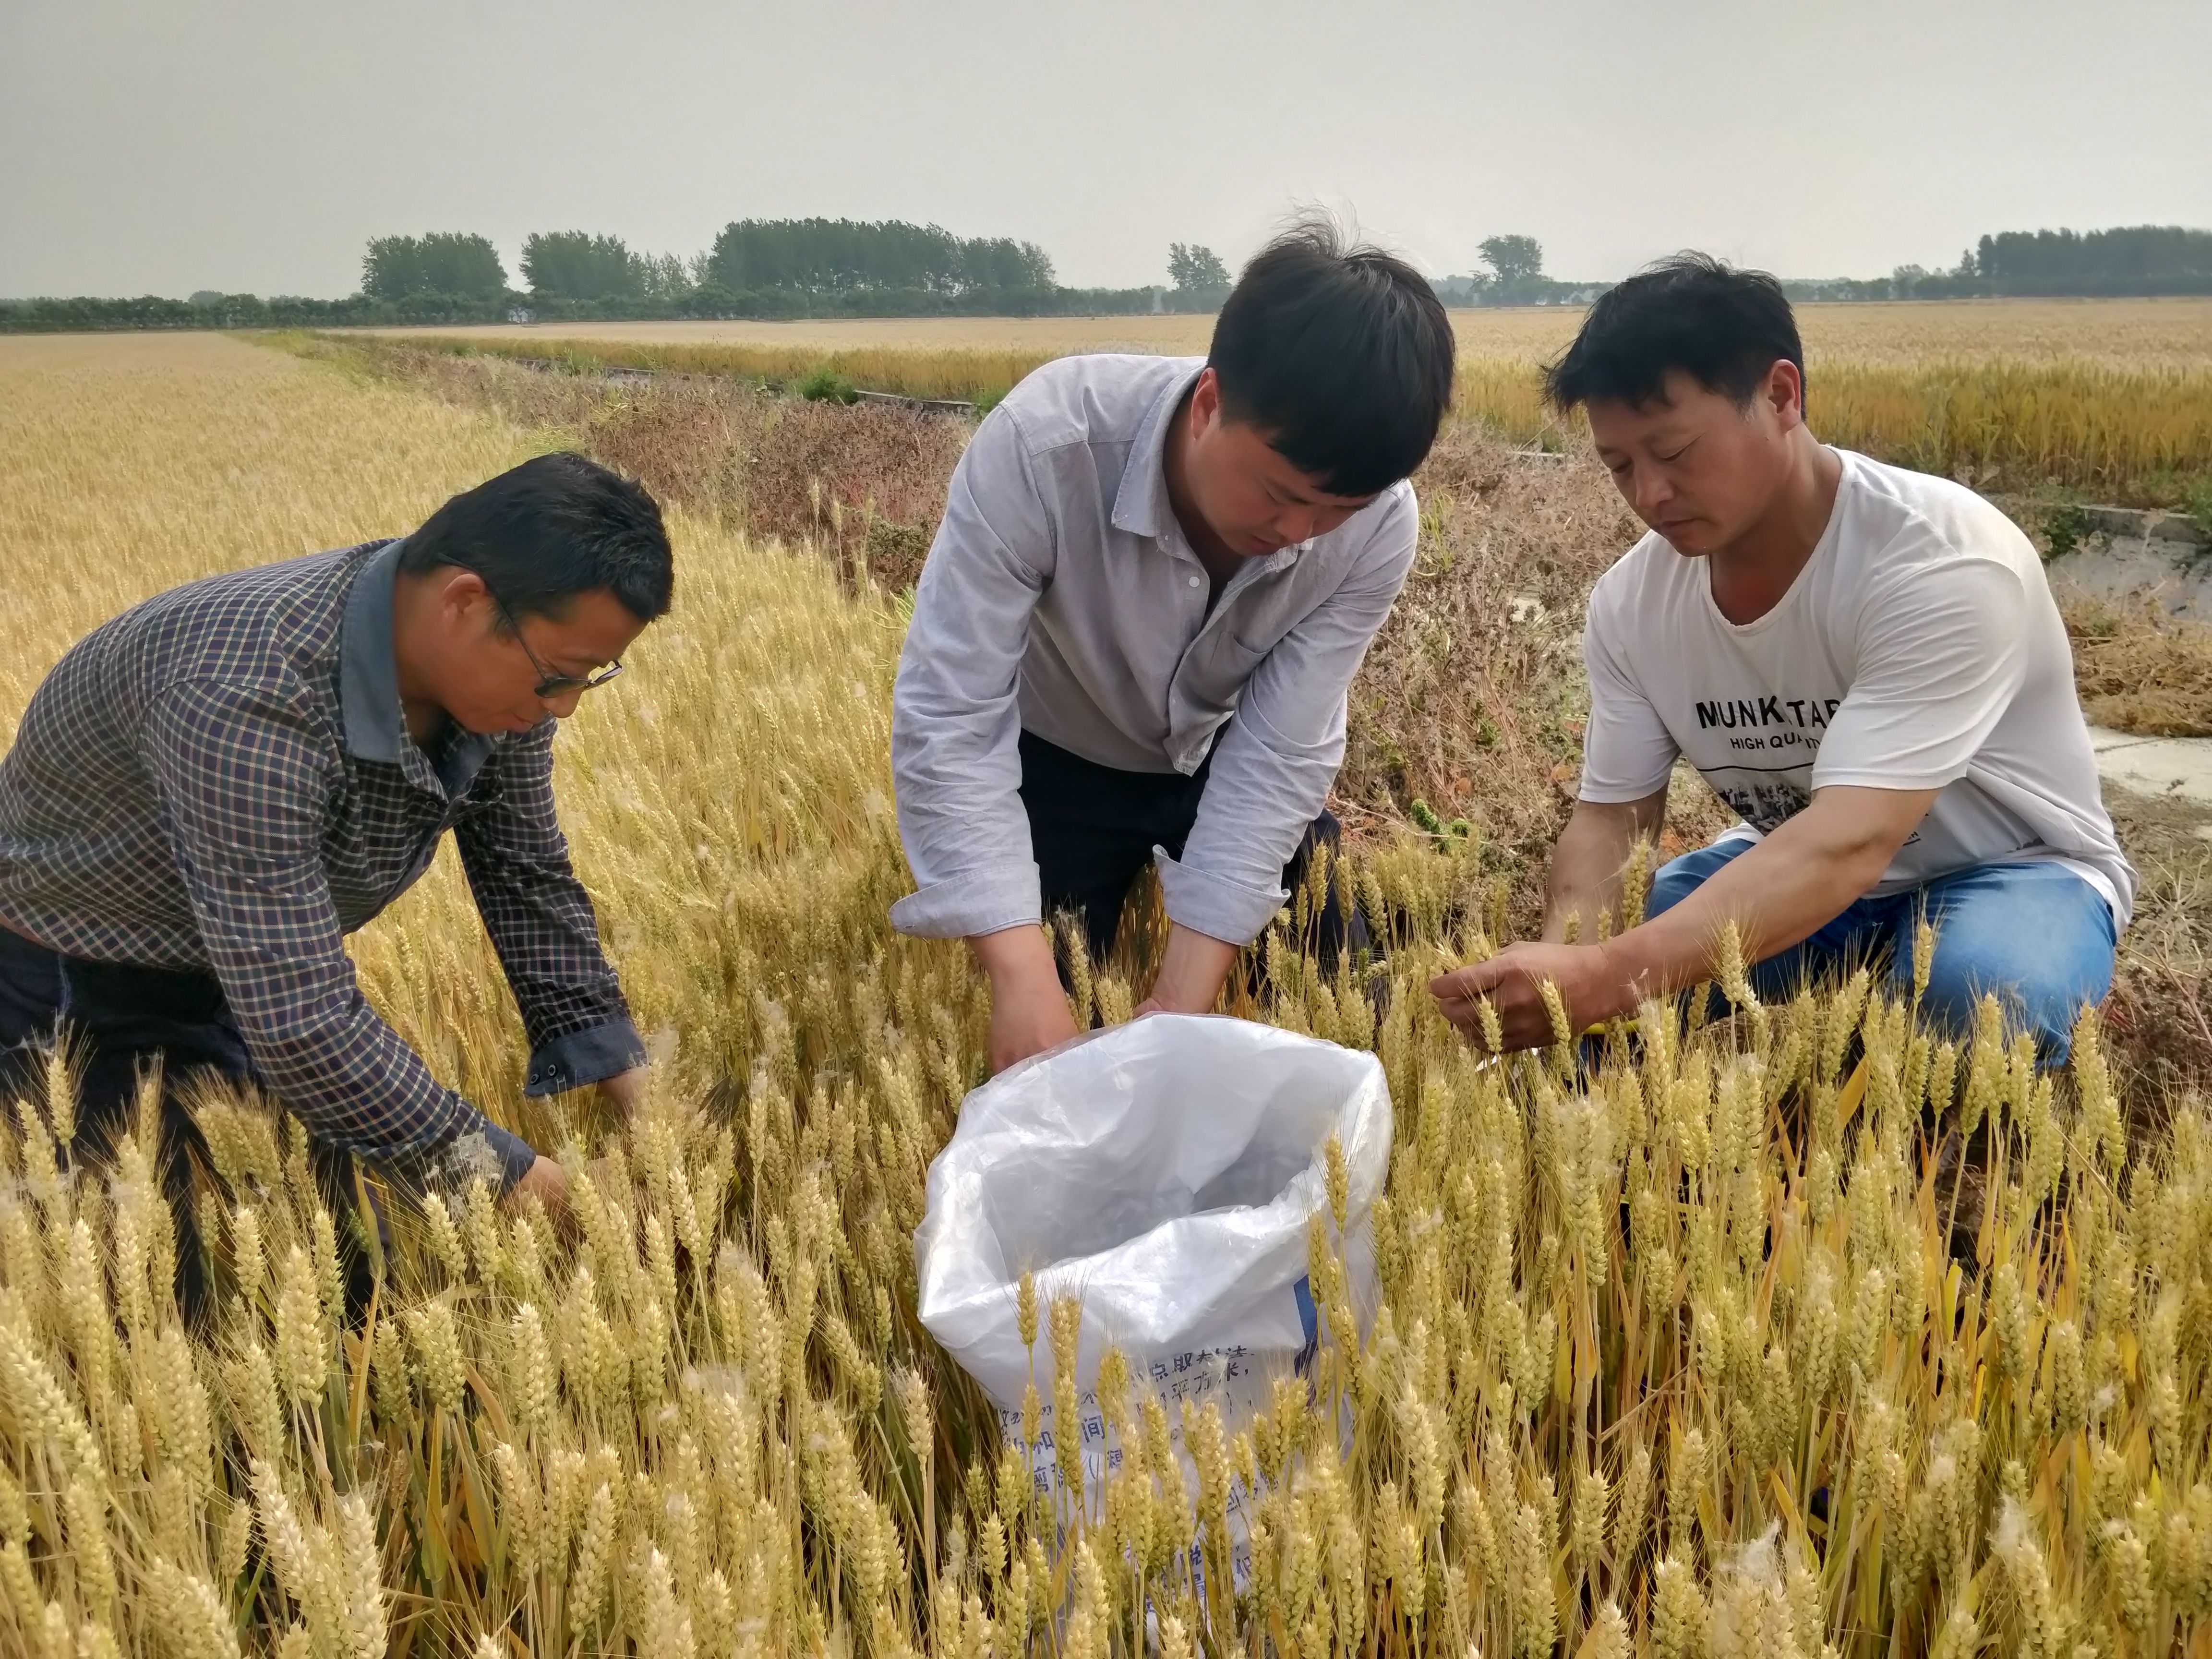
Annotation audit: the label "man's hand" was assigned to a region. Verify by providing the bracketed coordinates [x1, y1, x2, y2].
[502, 1153, 572, 1231]
[1430, 940, 1636, 1053]
[988, 974, 1082, 1073]
[1434, 785, 1942, 1053]
[596, 1064, 650, 1123]
[1133, 924, 1240, 1020]
[970, 924, 1081, 1073]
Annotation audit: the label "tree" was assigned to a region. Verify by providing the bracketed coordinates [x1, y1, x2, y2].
[522, 232, 647, 302]
[1168, 243, 1230, 293]
[361, 233, 506, 300]
[1973, 225, 2212, 293]
[1478, 235, 1544, 287]
[706, 218, 1054, 295]
[637, 252, 695, 303]
[962, 237, 1055, 291]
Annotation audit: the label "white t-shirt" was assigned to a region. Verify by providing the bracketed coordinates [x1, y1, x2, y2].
[1580, 448, 2135, 926]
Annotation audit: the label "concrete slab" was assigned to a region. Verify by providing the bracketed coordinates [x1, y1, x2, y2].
[2089, 724, 2212, 805]
[2047, 534, 2212, 620]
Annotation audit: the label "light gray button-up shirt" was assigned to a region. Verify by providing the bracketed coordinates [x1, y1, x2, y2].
[890, 353, 1419, 947]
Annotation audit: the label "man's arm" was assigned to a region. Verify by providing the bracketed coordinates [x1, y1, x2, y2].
[1538, 792, 1669, 944]
[889, 406, 1056, 941]
[1148, 493, 1419, 1014]
[1432, 784, 1936, 1048]
[143, 678, 544, 1197]
[969, 924, 1080, 1073]
[888, 407, 1075, 1069]
[1436, 546, 2034, 1050]
[451, 721, 647, 1117]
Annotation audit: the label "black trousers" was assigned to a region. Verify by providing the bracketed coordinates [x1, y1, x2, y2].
[1017, 730, 1367, 970]
[0, 927, 373, 1326]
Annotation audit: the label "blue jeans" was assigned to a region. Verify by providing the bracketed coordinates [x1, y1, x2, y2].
[1645, 842, 2117, 1062]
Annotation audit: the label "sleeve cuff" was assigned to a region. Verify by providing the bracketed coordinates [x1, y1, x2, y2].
[414, 1114, 540, 1196]
[1154, 847, 1288, 949]
[482, 1121, 540, 1193]
[1807, 765, 1972, 793]
[1577, 778, 1676, 804]
[523, 1018, 648, 1096]
[889, 862, 1043, 939]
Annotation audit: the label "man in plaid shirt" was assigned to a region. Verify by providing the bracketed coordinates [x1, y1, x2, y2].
[0, 451, 669, 1311]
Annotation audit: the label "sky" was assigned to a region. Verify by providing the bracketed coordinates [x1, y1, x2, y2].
[4, 0, 2209, 299]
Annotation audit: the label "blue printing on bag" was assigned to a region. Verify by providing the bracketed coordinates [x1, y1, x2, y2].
[1292, 1274, 1318, 1376]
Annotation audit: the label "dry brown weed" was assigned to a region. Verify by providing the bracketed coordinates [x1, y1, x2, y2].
[2068, 597, 2212, 736]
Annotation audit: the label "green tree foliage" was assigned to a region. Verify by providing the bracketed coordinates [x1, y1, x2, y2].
[1973, 225, 2212, 294]
[522, 232, 648, 302]
[1478, 234, 1544, 286]
[705, 219, 1054, 296]
[1790, 226, 2212, 301]
[640, 253, 699, 303]
[361, 233, 507, 301]
[1167, 242, 1230, 293]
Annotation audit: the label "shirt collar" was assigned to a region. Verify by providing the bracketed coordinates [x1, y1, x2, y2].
[339, 537, 500, 796]
[1110, 361, 1206, 541]
[1107, 361, 1315, 570]
[340, 539, 410, 763]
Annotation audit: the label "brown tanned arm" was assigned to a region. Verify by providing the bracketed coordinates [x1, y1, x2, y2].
[1595, 783, 1940, 1007]
[1541, 791, 1670, 942]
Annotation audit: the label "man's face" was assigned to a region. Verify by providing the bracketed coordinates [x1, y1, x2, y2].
[1585, 363, 1804, 557]
[433, 573, 646, 735]
[1181, 369, 1378, 556]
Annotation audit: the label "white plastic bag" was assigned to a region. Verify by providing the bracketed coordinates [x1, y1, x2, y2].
[914, 1013, 1389, 1566]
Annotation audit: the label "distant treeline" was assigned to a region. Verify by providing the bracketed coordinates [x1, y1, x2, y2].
[0, 293, 522, 333]
[5, 220, 2208, 333]
[1789, 226, 2212, 302]
[0, 286, 1169, 335]
[358, 221, 1190, 320]
[702, 219, 1056, 295]
[0, 221, 1210, 332]
[1431, 234, 1609, 308]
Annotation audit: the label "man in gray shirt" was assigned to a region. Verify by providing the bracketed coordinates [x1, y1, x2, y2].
[891, 223, 1456, 1070]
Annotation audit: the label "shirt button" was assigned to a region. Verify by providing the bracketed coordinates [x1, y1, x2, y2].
[1187, 574, 1201, 589]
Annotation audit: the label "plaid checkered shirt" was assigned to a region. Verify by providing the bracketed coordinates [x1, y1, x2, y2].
[0, 539, 645, 1188]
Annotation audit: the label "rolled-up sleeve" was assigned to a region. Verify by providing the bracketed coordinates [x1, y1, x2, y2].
[453, 722, 644, 1096]
[143, 678, 535, 1190]
[1164, 488, 1419, 945]
[889, 407, 1058, 938]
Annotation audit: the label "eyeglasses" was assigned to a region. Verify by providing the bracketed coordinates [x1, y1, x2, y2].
[494, 599, 625, 700]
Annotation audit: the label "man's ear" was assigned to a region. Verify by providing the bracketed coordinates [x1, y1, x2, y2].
[438, 567, 496, 626]
[1188, 366, 1223, 434]
[1767, 360, 1807, 431]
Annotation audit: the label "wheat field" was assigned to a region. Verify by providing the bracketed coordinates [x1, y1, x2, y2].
[0, 333, 2208, 1659]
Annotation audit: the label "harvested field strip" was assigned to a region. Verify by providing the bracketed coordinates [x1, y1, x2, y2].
[375, 295, 2212, 367]
[370, 322, 2212, 506]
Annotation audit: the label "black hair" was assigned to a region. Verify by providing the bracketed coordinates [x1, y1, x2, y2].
[1206, 216, 1456, 497]
[1543, 252, 1804, 413]
[400, 452, 673, 624]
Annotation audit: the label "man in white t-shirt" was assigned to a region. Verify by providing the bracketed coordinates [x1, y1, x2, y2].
[1431, 255, 2132, 1060]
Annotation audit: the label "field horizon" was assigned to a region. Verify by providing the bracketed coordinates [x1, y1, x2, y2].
[363, 294, 2212, 368]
